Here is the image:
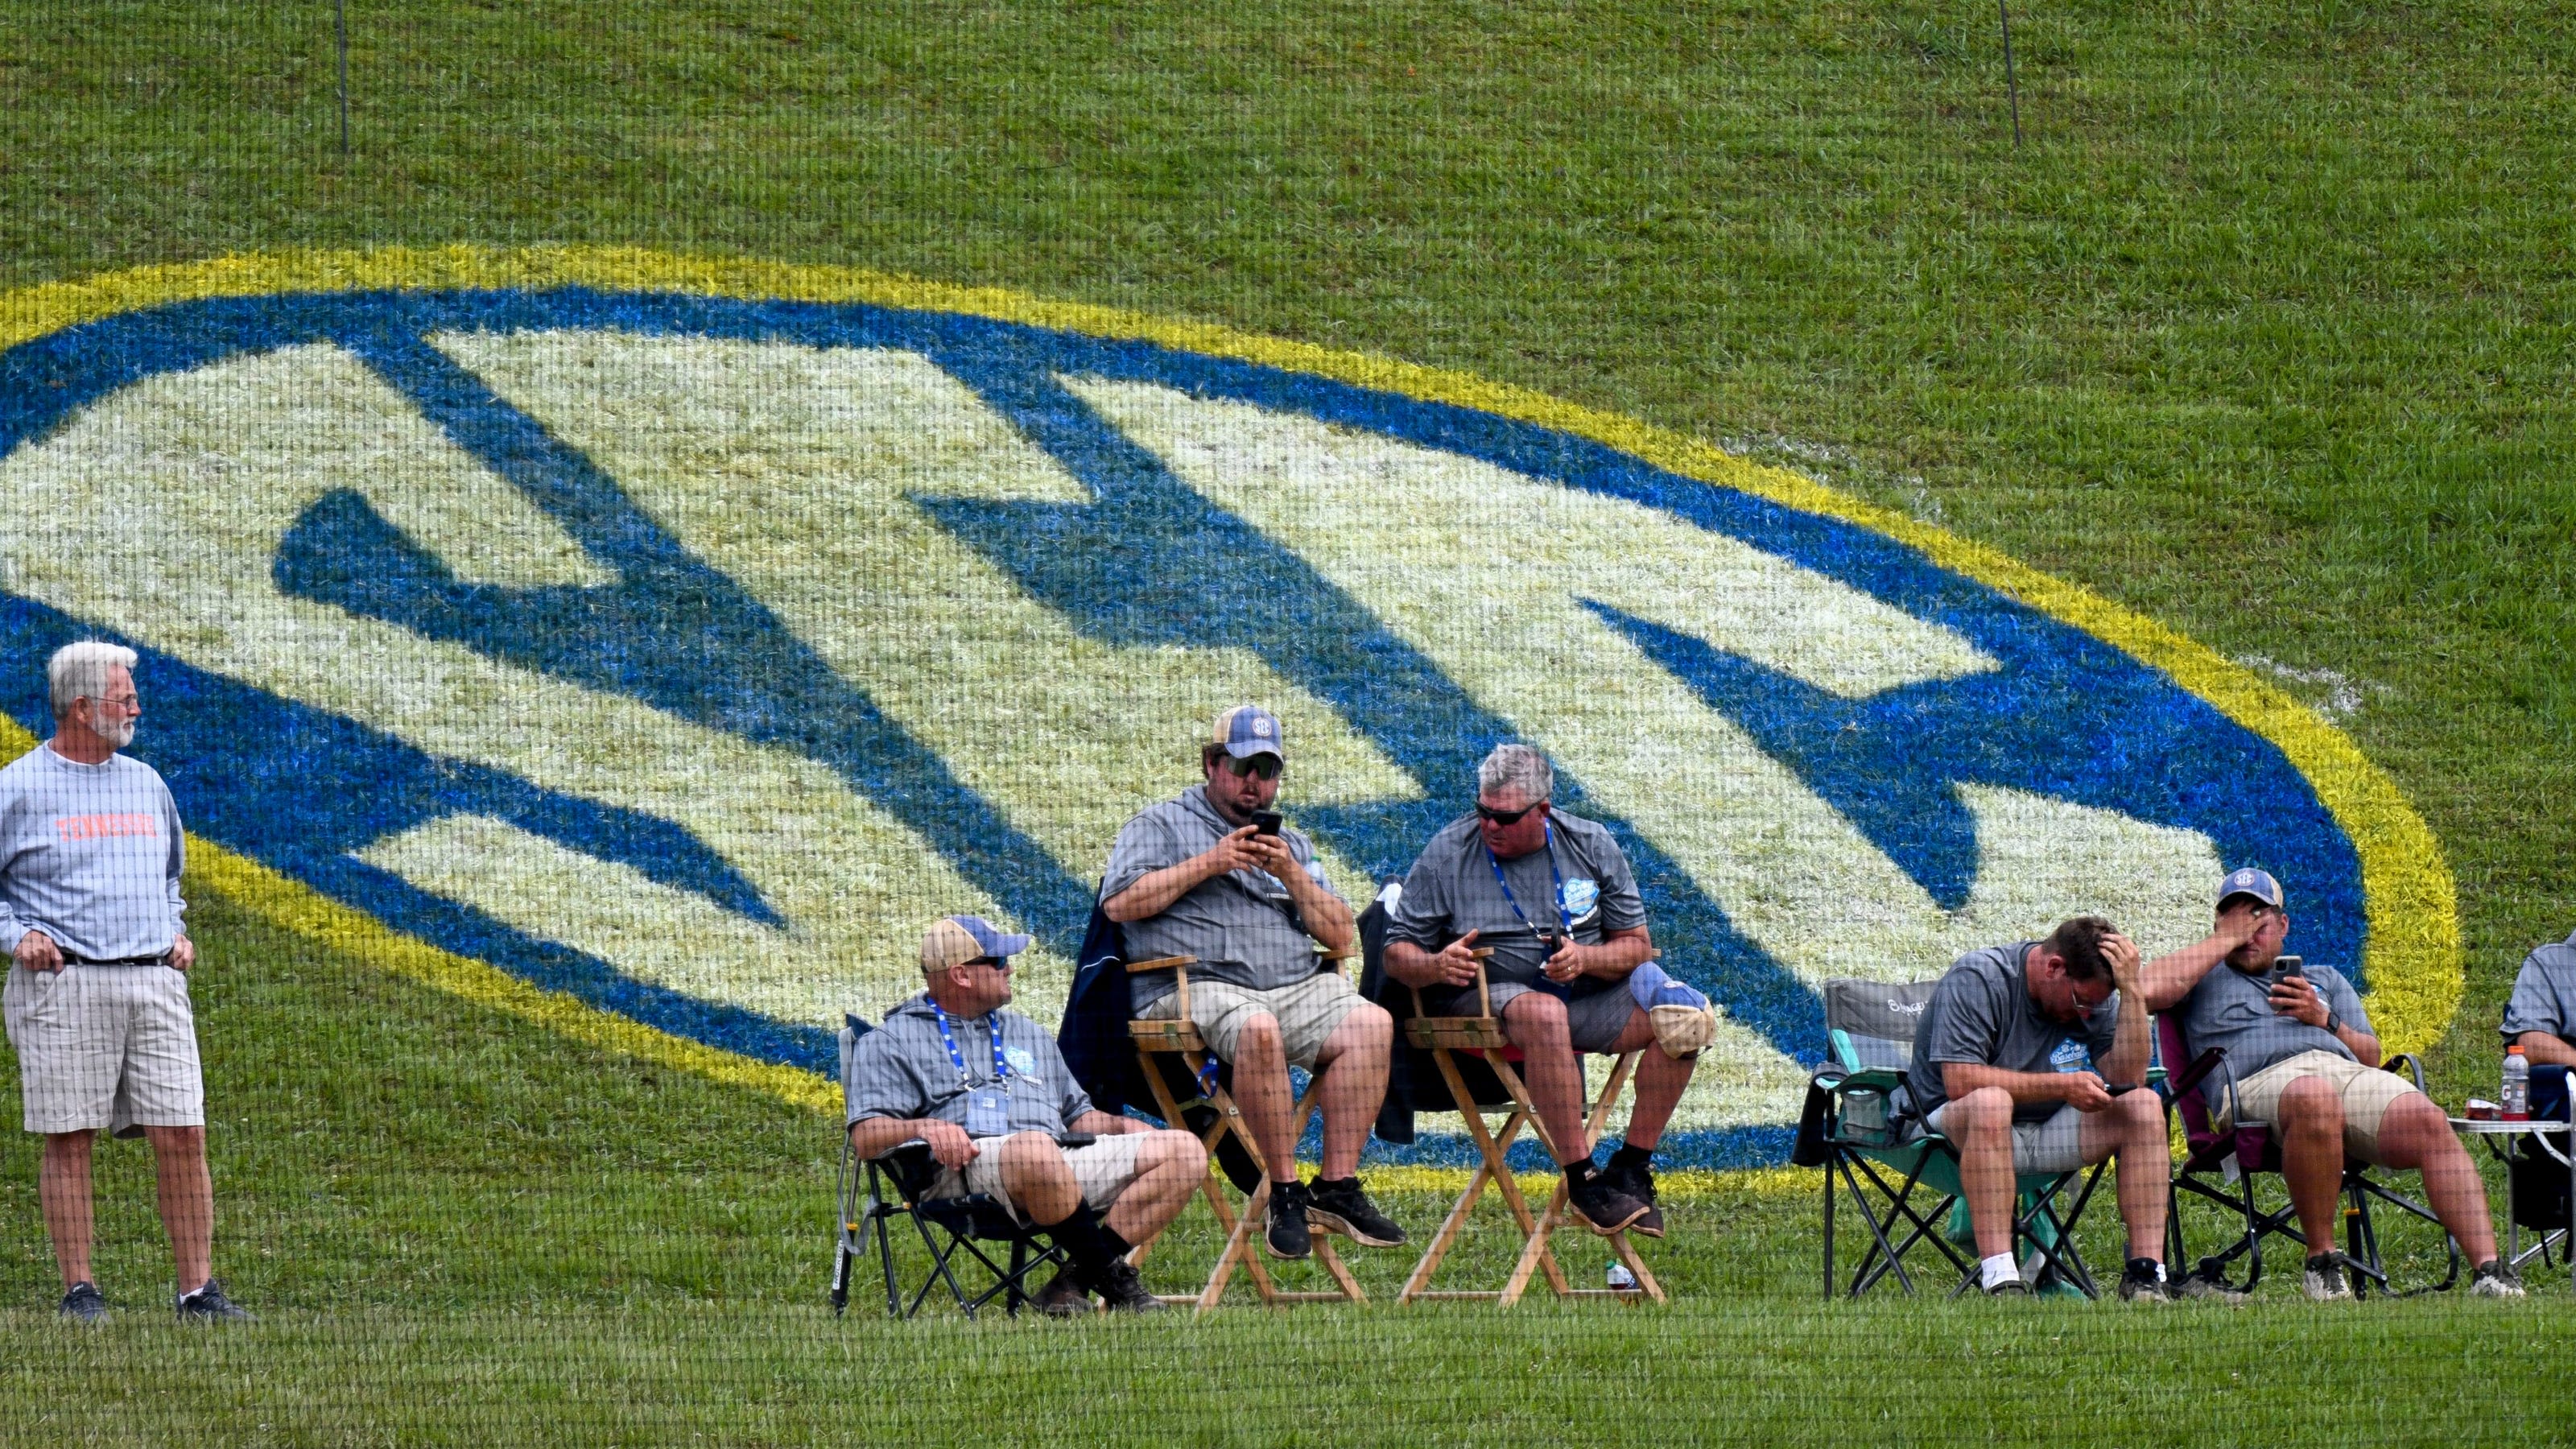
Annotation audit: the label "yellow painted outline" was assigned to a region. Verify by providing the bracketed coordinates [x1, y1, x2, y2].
[0, 248, 2459, 1141]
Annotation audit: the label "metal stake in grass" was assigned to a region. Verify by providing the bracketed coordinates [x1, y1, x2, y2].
[335, 0, 351, 159]
[1999, 0, 2023, 148]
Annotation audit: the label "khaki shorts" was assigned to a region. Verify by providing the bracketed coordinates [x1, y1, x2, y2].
[935, 1130, 1156, 1222]
[1138, 970, 1369, 1069]
[2215, 1049, 2419, 1163]
[1925, 1100, 2091, 1174]
[2, 964, 204, 1137]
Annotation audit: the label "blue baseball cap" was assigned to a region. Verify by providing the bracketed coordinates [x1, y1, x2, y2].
[1209, 704, 1285, 761]
[2215, 868, 2285, 910]
[920, 914, 1032, 972]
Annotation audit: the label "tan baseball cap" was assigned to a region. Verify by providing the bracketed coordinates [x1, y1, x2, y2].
[919, 914, 1031, 973]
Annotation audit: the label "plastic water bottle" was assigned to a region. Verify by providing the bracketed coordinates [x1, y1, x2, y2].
[1607, 1261, 1638, 1291]
[2504, 1045, 2531, 1121]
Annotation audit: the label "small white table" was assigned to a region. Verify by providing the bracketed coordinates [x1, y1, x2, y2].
[2451, 1116, 2575, 1288]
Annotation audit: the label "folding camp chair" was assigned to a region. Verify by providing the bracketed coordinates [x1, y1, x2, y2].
[828, 1017, 1071, 1319]
[1123, 952, 1368, 1310]
[1808, 978, 2107, 1299]
[2157, 1013, 2462, 1297]
[1388, 951, 1664, 1307]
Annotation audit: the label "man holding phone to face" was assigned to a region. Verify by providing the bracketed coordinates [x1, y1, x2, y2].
[2141, 869, 2520, 1298]
[1101, 705, 1403, 1261]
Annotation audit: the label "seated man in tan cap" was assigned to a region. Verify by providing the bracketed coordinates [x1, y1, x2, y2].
[846, 915, 1208, 1315]
[1101, 704, 1405, 1261]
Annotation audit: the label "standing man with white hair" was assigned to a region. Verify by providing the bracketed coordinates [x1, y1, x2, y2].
[0, 642, 247, 1322]
[1384, 744, 1705, 1237]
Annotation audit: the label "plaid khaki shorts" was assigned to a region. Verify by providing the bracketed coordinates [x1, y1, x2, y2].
[2, 963, 204, 1136]
[1138, 969, 1370, 1069]
[938, 1130, 1161, 1221]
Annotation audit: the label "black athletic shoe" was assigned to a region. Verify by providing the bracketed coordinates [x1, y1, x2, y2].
[1089, 1258, 1165, 1314]
[1030, 1265, 1093, 1319]
[1566, 1174, 1651, 1236]
[57, 1282, 106, 1323]
[1264, 1178, 1313, 1260]
[175, 1278, 254, 1324]
[1305, 1176, 1409, 1248]
[1598, 1159, 1666, 1239]
[1985, 1277, 2033, 1298]
[2471, 1259, 2529, 1298]
[2116, 1258, 2174, 1304]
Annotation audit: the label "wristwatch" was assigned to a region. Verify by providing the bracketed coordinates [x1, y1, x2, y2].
[2322, 1009, 2343, 1036]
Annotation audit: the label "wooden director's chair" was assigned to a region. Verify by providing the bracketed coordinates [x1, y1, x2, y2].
[1122, 951, 1368, 1311]
[1396, 952, 1666, 1307]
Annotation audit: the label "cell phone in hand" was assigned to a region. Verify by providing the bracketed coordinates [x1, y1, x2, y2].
[1251, 810, 1282, 837]
[2270, 955, 2306, 987]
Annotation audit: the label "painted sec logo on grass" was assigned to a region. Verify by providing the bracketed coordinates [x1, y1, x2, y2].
[0, 251, 2455, 1166]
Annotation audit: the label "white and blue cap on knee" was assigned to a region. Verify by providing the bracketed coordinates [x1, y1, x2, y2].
[2216, 867, 2285, 910]
[1209, 704, 1285, 762]
[920, 914, 1033, 972]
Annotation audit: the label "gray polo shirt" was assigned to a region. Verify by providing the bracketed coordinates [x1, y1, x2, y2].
[1102, 786, 1343, 1007]
[1387, 810, 1647, 993]
[2175, 958, 2371, 1087]
[844, 995, 1094, 1134]
[2501, 933, 2576, 1045]
[1905, 943, 2122, 1125]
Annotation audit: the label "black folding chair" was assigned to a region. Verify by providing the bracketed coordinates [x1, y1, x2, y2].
[829, 1017, 1070, 1318]
[1799, 978, 2107, 1300]
[2158, 1013, 2461, 1298]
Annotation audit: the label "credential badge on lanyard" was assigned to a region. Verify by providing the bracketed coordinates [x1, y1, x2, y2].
[933, 1001, 1015, 1137]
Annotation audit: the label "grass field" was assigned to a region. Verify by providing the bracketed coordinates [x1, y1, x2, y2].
[5, 0, 2576, 1440]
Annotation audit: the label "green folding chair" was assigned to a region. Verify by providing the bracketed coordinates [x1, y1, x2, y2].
[1807, 978, 2108, 1299]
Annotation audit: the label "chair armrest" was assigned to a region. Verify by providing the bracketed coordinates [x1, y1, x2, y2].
[1829, 1067, 1905, 1095]
[1127, 956, 1197, 1023]
[2163, 1047, 2224, 1100]
[2384, 1052, 2428, 1092]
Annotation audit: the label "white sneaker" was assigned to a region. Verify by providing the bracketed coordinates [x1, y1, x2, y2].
[2470, 1260, 2528, 1298]
[2302, 1253, 2355, 1302]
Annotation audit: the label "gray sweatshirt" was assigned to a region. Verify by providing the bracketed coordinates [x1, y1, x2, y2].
[0, 744, 186, 962]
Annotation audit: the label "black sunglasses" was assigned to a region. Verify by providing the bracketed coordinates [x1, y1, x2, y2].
[965, 956, 1014, 972]
[1220, 754, 1282, 781]
[1476, 802, 1540, 826]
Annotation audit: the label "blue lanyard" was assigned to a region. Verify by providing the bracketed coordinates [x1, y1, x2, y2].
[930, 1001, 1010, 1088]
[1484, 820, 1571, 938]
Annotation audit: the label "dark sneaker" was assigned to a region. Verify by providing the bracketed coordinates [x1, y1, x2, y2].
[1598, 1160, 1665, 1239]
[2116, 1259, 2174, 1304]
[1305, 1176, 1408, 1248]
[2171, 1268, 2247, 1305]
[57, 1282, 106, 1323]
[1088, 1258, 1165, 1314]
[1264, 1179, 1313, 1260]
[2302, 1253, 2355, 1302]
[2471, 1259, 2528, 1298]
[1029, 1265, 1093, 1319]
[1566, 1174, 1650, 1236]
[1985, 1277, 2033, 1298]
[175, 1278, 254, 1324]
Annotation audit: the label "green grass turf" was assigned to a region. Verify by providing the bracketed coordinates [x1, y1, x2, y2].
[5, 0, 2576, 1436]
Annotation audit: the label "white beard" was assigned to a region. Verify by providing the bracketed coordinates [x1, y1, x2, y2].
[97, 716, 133, 750]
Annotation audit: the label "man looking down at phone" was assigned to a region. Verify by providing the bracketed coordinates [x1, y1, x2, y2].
[845, 916, 1208, 1315]
[2141, 869, 2519, 1298]
[1100, 705, 1402, 1262]
[1902, 917, 2174, 1300]
[1383, 744, 1704, 1238]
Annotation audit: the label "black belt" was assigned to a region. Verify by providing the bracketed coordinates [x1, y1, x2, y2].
[60, 952, 171, 967]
